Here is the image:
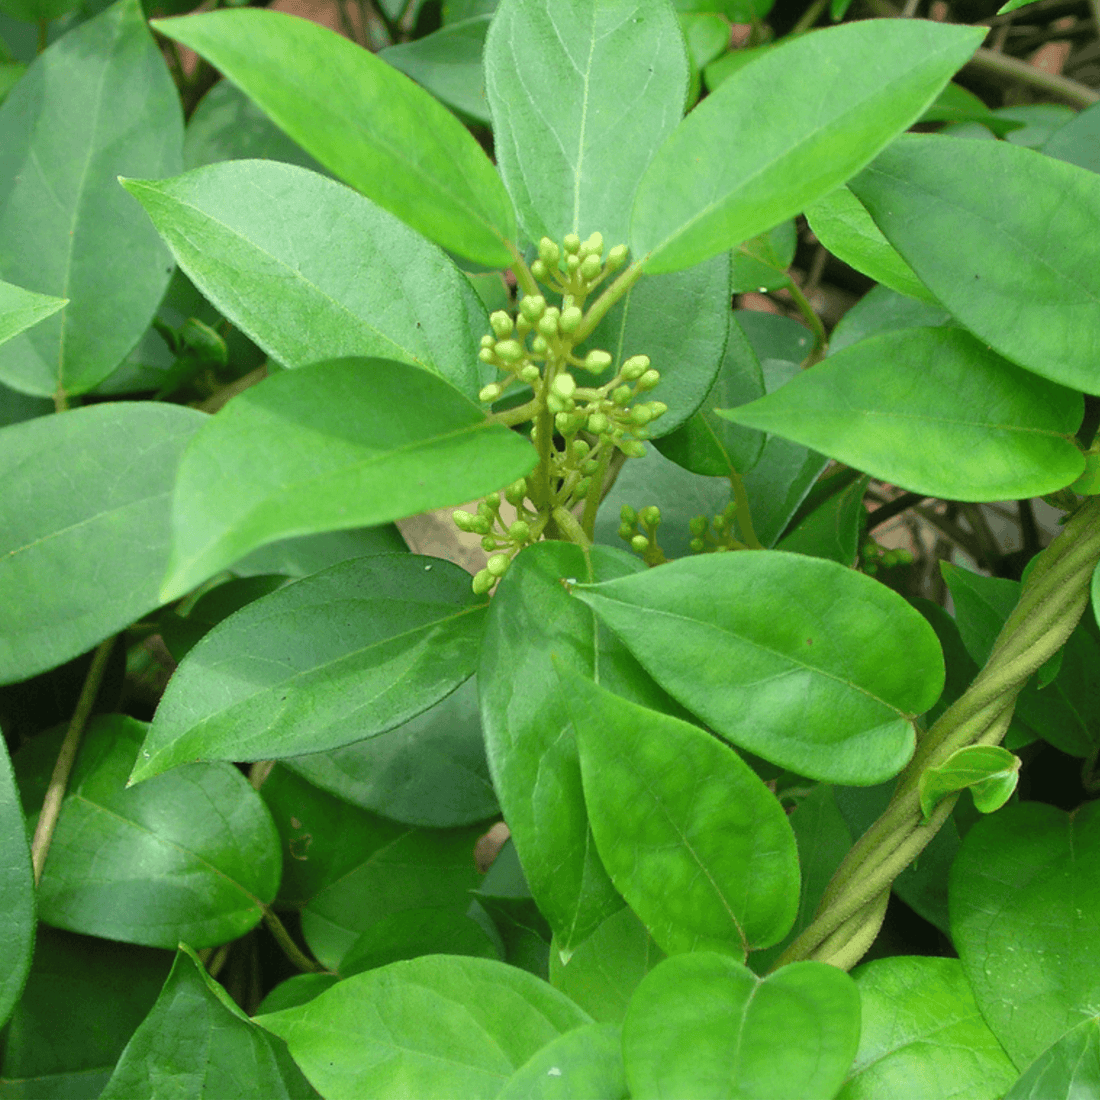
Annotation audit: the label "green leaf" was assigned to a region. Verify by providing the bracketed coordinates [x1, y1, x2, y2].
[622, 953, 860, 1099]
[828, 284, 953, 355]
[997, 0, 1040, 14]
[0, 0, 182, 398]
[573, 551, 943, 784]
[838, 956, 1018, 1100]
[100, 946, 317, 1100]
[256, 955, 591, 1100]
[563, 670, 799, 957]
[718, 327, 1084, 501]
[920, 82, 1023, 137]
[919, 745, 1020, 823]
[484, 0, 687, 248]
[804, 186, 937, 304]
[0, 402, 205, 684]
[159, 357, 536, 601]
[0, 737, 33, 1028]
[284, 676, 498, 828]
[777, 472, 869, 566]
[0, 926, 172, 1099]
[549, 907, 665, 1025]
[256, 974, 341, 1017]
[950, 800, 1100, 1069]
[15, 715, 281, 949]
[122, 161, 489, 399]
[630, 20, 983, 273]
[498, 1023, 627, 1099]
[653, 312, 766, 477]
[380, 16, 492, 127]
[1043, 100, 1100, 175]
[1004, 1016, 1100, 1100]
[730, 220, 797, 294]
[339, 908, 500, 977]
[0, 280, 67, 349]
[152, 8, 515, 267]
[850, 133, 1100, 394]
[135, 554, 486, 781]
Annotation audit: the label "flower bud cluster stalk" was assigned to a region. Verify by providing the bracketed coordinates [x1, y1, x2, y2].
[455, 233, 665, 592]
[617, 504, 667, 567]
[686, 502, 752, 554]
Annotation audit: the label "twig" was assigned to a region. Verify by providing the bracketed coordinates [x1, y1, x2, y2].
[866, 491, 928, 532]
[966, 47, 1099, 107]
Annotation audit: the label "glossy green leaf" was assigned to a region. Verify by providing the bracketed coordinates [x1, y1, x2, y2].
[564, 671, 798, 956]
[284, 676, 498, 828]
[730, 220, 797, 294]
[256, 974, 341, 1017]
[1004, 1015, 1100, 1100]
[920, 82, 1022, 137]
[777, 473, 869, 566]
[498, 1024, 627, 1100]
[160, 357, 536, 601]
[850, 133, 1100, 393]
[737, 309, 814, 364]
[573, 551, 943, 783]
[256, 955, 591, 1100]
[1043, 100, 1100, 175]
[630, 20, 983, 273]
[152, 8, 515, 267]
[0, 737, 33, 1028]
[0, 402, 205, 684]
[229, 524, 408, 580]
[0, 926, 171, 1099]
[100, 946, 316, 1100]
[0, 379, 50, 428]
[828, 284, 953, 355]
[838, 956, 1017, 1100]
[339, 908, 500, 977]
[653, 312, 766, 477]
[549, 906, 665, 1025]
[135, 554, 486, 781]
[16, 715, 280, 949]
[919, 745, 1020, 822]
[381, 16, 491, 126]
[485, 0, 686, 248]
[0, 0, 181, 398]
[577, 252, 731, 438]
[719, 327, 1084, 501]
[804, 186, 937, 304]
[123, 161, 488, 398]
[951, 800, 1100, 1069]
[622, 953, 860, 1099]
[0, 280, 66, 349]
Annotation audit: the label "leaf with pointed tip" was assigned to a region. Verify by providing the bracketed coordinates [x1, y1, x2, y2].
[919, 745, 1020, 823]
[161, 357, 536, 601]
[151, 8, 515, 266]
[630, 20, 983, 273]
[0, 280, 66, 349]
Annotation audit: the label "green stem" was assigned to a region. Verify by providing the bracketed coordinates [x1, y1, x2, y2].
[31, 637, 114, 884]
[262, 908, 328, 974]
[729, 465, 763, 550]
[553, 505, 591, 548]
[790, 0, 830, 35]
[493, 398, 541, 427]
[580, 445, 614, 540]
[571, 261, 646, 346]
[783, 278, 827, 357]
[507, 242, 540, 299]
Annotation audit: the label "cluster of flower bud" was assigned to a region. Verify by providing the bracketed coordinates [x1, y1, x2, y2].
[687, 502, 742, 554]
[860, 539, 914, 577]
[531, 232, 627, 293]
[618, 504, 665, 564]
[453, 482, 539, 594]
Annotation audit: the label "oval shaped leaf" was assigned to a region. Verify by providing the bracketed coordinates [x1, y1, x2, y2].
[122, 160, 488, 398]
[152, 8, 516, 267]
[161, 357, 536, 601]
[0, 402, 205, 684]
[630, 20, 984, 273]
[136, 554, 487, 782]
[950, 800, 1100, 1069]
[16, 715, 281, 948]
[1004, 1016, 1100, 1100]
[718, 327, 1084, 501]
[256, 955, 591, 1100]
[850, 133, 1100, 393]
[572, 551, 944, 784]
[839, 956, 1018, 1100]
[0, 0, 182, 397]
[498, 1023, 626, 1100]
[562, 670, 799, 957]
[484, 0, 687, 247]
[622, 953, 860, 1100]
[0, 739, 33, 1028]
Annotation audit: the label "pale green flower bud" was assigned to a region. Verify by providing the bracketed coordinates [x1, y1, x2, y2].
[551, 373, 576, 400]
[478, 348, 495, 364]
[606, 244, 628, 270]
[563, 233, 581, 254]
[453, 510, 478, 532]
[516, 316, 532, 337]
[631, 535, 649, 554]
[584, 350, 613, 373]
[504, 479, 528, 506]
[620, 504, 637, 524]
[620, 439, 647, 458]
[689, 515, 708, 537]
[519, 364, 541, 384]
[631, 405, 653, 426]
[537, 308, 560, 338]
[490, 311, 513, 339]
[620, 354, 651, 380]
[547, 394, 566, 415]
[555, 411, 581, 434]
[583, 232, 604, 257]
[531, 335, 549, 355]
[478, 500, 495, 520]
[472, 568, 495, 595]
[481, 535, 498, 551]
[508, 519, 531, 542]
[485, 492, 501, 509]
[637, 369, 660, 391]
[690, 538, 706, 553]
[571, 442, 591, 463]
[640, 506, 661, 529]
[580, 254, 602, 281]
[587, 411, 610, 434]
[581, 459, 599, 475]
[566, 254, 582, 273]
[479, 383, 503, 403]
[648, 401, 668, 419]
[612, 385, 632, 406]
[559, 305, 583, 334]
[487, 553, 510, 578]
[538, 237, 560, 265]
[618, 523, 634, 541]
[713, 513, 729, 533]
[530, 259, 548, 281]
[575, 478, 591, 495]
[494, 339, 524, 364]
[480, 334, 495, 349]
[520, 294, 547, 321]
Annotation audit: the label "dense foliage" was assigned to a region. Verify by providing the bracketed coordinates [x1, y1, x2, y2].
[1, 0, 1099, 1095]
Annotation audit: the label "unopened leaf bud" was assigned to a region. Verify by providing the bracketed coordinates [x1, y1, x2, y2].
[490, 311, 513, 338]
[531, 259, 548, 280]
[580, 254, 602, 280]
[563, 233, 581, 254]
[487, 553, 510, 578]
[472, 568, 495, 595]
[640, 506, 661, 529]
[612, 385, 632, 406]
[619, 439, 647, 458]
[559, 305, 583, 333]
[520, 294, 546, 321]
[508, 519, 531, 542]
[618, 523, 634, 541]
[538, 237, 560, 265]
[584, 350, 613, 373]
[551, 373, 576, 400]
[587, 411, 610, 434]
[583, 232, 604, 256]
[537, 308, 560, 338]
[606, 244, 628, 270]
[494, 339, 524, 363]
[637, 369, 660, 391]
[479, 383, 503, 403]
[480, 334, 495, 349]
[620, 505, 637, 524]
[453, 510, 478, 532]
[630, 534, 649, 554]
[689, 515, 708, 537]
[481, 535, 498, 552]
[519, 364, 541, 384]
[620, 354, 651, 380]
